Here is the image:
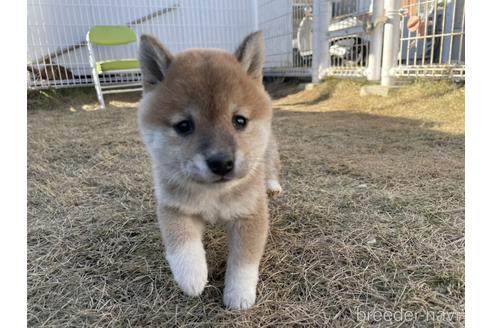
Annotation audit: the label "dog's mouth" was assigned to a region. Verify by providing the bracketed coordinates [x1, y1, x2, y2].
[185, 160, 250, 185]
[188, 175, 234, 185]
[192, 172, 249, 186]
[211, 176, 232, 184]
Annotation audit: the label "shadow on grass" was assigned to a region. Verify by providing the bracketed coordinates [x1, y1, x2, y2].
[281, 82, 336, 106]
[272, 78, 459, 111]
[272, 109, 464, 180]
[28, 87, 141, 112]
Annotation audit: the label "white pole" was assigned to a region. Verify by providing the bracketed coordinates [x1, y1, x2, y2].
[367, 0, 384, 81]
[312, 0, 331, 83]
[381, 0, 401, 87]
[251, 0, 259, 31]
[86, 35, 105, 109]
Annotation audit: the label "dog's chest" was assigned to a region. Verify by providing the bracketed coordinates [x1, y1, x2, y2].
[157, 183, 258, 223]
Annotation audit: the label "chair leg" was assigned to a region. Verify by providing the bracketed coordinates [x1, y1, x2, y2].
[87, 42, 105, 109]
[93, 72, 105, 109]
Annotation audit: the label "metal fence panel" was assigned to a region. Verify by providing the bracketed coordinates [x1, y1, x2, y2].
[325, 0, 372, 77]
[27, 0, 466, 89]
[259, 0, 313, 77]
[396, 0, 465, 79]
[27, 0, 255, 89]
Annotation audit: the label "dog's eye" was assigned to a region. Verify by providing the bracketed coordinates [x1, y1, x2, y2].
[173, 119, 194, 136]
[233, 115, 248, 130]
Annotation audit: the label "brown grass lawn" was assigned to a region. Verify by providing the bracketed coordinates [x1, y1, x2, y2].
[27, 79, 464, 327]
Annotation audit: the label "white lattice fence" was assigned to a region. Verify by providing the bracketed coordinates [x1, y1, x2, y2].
[396, 0, 465, 79]
[27, 0, 256, 89]
[27, 0, 465, 90]
[258, 0, 313, 77]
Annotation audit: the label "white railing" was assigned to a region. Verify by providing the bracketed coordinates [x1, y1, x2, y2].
[313, 0, 465, 83]
[396, 0, 465, 79]
[27, 0, 255, 89]
[259, 0, 314, 77]
[27, 0, 465, 90]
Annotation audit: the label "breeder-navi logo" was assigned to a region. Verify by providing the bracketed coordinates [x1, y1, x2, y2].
[356, 306, 464, 324]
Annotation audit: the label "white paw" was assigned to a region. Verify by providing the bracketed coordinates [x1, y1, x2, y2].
[224, 285, 256, 310]
[223, 264, 258, 310]
[266, 179, 283, 197]
[166, 241, 208, 297]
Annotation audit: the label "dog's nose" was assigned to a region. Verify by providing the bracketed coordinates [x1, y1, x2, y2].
[206, 153, 234, 176]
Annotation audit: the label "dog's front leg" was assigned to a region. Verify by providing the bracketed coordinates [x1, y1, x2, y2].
[265, 134, 282, 197]
[224, 199, 269, 310]
[157, 205, 208, 297]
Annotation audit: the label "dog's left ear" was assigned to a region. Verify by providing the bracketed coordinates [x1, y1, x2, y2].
[139, 34, 174, 92]
[235, 31, 264, 81]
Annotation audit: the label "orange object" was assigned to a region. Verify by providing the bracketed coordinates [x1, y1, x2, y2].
[407, 15, 421, 32]
[401, 0, 418, 17]
[407, 15, 427, 36]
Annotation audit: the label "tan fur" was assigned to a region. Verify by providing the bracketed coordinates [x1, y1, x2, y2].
[138, 32, 281, 309]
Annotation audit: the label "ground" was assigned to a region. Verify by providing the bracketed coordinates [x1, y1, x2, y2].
[27, 79, 464, 327]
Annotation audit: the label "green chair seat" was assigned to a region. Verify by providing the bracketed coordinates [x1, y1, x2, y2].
[87, 25, 136, 46]
[96, 59, 139, 73]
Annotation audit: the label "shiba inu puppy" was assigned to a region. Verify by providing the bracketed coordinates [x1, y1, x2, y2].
[138, 31, 281, 310]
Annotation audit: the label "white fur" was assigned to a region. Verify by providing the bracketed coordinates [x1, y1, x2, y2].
[153, 159, 263, 223]
[161, 184, 259, 224]
[224, 263, 259, 310]
[165, 240, 208, 297]
[266, 179, 282, 195]
[141, 128, 173, 165]
[190, 153, 210, 179]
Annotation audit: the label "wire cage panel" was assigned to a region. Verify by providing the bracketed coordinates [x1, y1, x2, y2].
[259, 0, 313, 77]
[27, 0, 255, 89]
[27, 0, 466, 88]
[396, 0, 465, 79]
[324, 0, 372, 77]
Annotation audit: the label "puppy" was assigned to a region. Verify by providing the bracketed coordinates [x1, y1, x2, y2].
[138, 31, 281, 310]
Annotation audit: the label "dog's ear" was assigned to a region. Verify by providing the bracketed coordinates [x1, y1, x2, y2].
[235, 31, 264, 82]
[139, 35, 173, 92]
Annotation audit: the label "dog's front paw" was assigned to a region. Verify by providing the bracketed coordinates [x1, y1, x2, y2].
[266, 179, 283, 197]
[224, 264, 258, 310]
[166, 242, 208, 297]
[224, 284, 256, 310]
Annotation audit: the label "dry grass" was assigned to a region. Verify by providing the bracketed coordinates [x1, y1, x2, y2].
[28, 79, 464, 327]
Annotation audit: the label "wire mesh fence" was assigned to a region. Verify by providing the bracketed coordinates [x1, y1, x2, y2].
[396, 0, 465, 79]
[27, 0, 465, 90]
[325, 0, 372, 77]
[259, 0, 313, 77]
[27, 0, 255, 89]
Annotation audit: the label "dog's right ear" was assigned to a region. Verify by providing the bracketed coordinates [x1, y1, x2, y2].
[235, 31, 264, 82]
[138, 35, 173, 92]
